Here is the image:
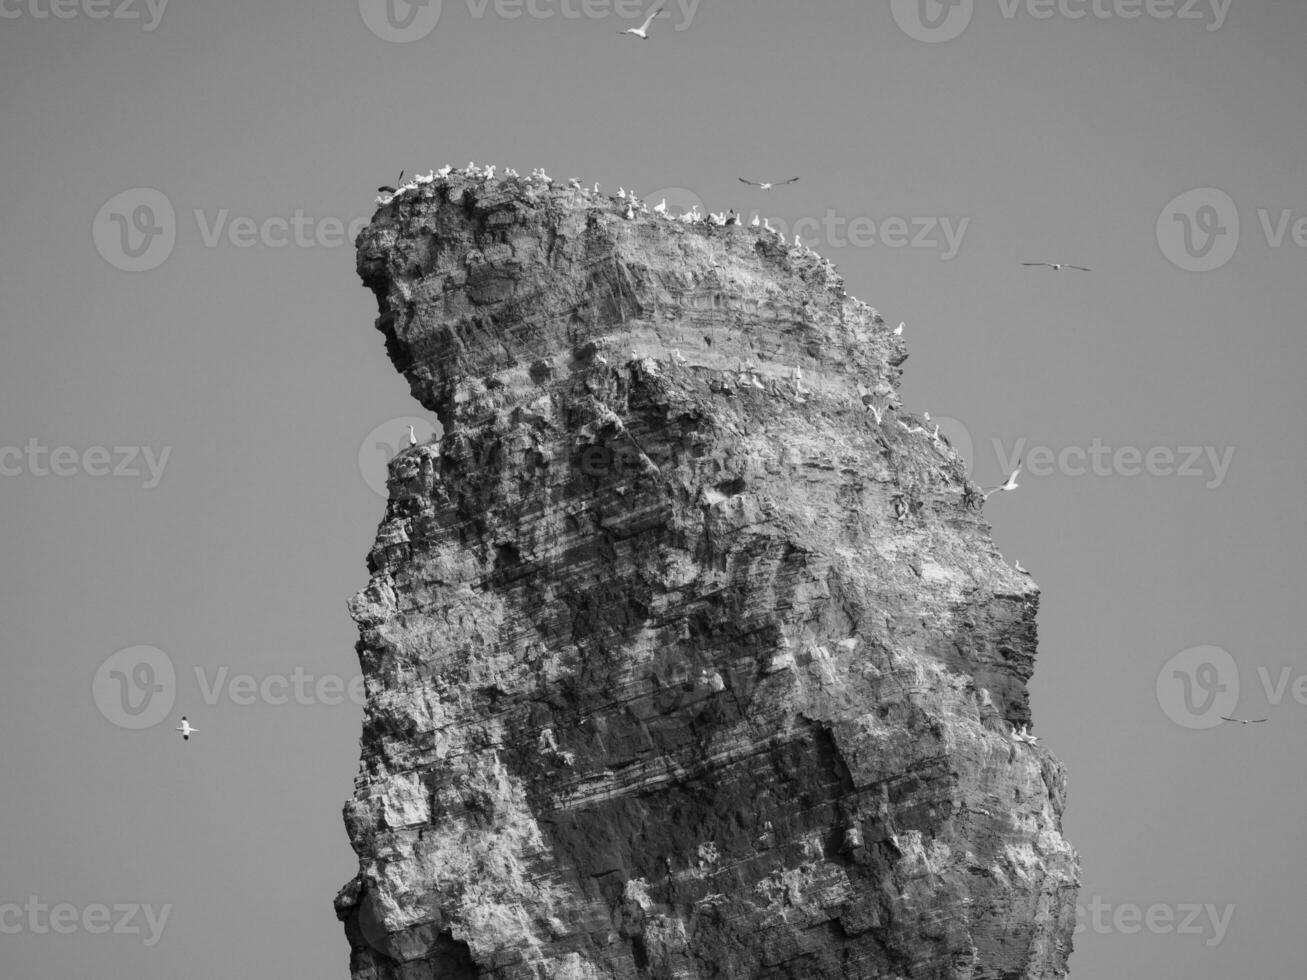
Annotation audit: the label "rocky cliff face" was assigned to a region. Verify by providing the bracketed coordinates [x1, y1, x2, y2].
[335, 169, 1079, 980]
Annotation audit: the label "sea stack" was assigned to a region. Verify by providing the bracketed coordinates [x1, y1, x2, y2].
[335, 167, 1079, 979]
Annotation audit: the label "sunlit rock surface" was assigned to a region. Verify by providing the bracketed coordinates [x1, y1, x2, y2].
[335, 168, 1079, 979]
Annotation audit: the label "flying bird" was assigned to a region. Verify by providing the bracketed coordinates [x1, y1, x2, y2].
[176, 716, 197, 741]
[377, 169, 404, 194]
[984, 462, 1021, 499]
[1023, 262, 1091, 272]
[739, 177, 800, 190]
[1220, 716, 1268, 725]
[618, 6, 664, 39]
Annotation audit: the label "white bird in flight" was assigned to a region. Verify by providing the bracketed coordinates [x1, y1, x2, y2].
[177, 716, 198, 741]
[984, 462, 1021, 499]
[1023, 262, 1091, 272]
[1220, 716, 1268, 725]
[618, 6, 664, 39]
[739, 177, 800, 190]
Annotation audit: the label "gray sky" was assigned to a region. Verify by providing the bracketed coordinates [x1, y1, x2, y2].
[2, 1, 1304, 977]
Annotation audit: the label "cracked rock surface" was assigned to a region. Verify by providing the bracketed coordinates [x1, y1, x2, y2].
[336, 170, 1079, 979]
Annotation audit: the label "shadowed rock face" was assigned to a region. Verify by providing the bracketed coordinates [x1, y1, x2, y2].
[336, 170, 1079, 980]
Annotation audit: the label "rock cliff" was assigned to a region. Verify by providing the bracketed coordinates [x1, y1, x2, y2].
[335, 168, 1079, 979]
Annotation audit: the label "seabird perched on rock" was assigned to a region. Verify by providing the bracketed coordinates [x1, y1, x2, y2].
[624, 205, 636, 220]
[618, 5, 664, 39]
[176, 716, 197, 741]
[750, 215, 761, 228]
[436, 165, 453, 177]
[739, 177, 800, 190]
[1220, 716, 1269, 725]
[895, 322, 905, 336]
[653, 198, 668, 215]
[1014, 559, 1028, 574]
[378, 169, 404, 194]
[1024, 262, 1091, 272]
[725, 210, 740, 225]
[671, 348, 688, 366]
[983, 463, 1021, 499]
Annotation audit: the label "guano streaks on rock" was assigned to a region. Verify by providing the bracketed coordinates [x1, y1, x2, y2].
[336, 167, 1079, 979]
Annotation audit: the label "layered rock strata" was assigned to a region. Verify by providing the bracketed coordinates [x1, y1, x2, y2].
[336, 169, 1079, 980]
